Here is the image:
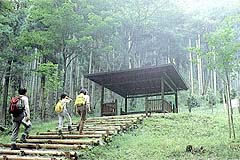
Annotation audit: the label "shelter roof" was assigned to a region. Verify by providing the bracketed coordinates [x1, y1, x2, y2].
[85, 64, 188, 98]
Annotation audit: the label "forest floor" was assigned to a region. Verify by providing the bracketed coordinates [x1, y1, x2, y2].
[1, 106, 240, 160]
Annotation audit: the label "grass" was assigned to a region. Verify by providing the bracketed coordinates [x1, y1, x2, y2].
[1, 105, 240, 160]
[79, 112, 240, 160]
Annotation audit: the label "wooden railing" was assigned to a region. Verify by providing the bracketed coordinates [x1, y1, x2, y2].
[146, 99, 172, 114]
[101, 100, 117, 116]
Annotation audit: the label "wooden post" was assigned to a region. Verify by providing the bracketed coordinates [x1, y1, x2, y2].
[100, 86, 104, 116]
[145, 96, 149, 116]
[115, 99, 118, 115]
[161, 78, 165, 113]
[125, 97, 127, 115]
[175, 92, 178, 113]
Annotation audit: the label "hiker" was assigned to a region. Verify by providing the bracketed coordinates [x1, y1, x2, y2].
[57, 93, 72, 135]
[75, 88, 90, 134]
[10, 88, 32, 150]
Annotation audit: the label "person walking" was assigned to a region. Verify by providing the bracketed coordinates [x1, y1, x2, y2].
[57, 93, 72, 135]
[10, 88, 31, 150]
[75, 88, 90, 134]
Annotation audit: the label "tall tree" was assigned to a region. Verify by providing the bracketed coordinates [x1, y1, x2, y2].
[197, 15, 240, 139]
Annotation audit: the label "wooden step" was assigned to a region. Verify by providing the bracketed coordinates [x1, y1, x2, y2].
[1, 143, 89, 150]
[37, 130, 112, 136]
[0, 149, 77, 159]
[28, 134, 104, 139]
[16, 139, 100, 145]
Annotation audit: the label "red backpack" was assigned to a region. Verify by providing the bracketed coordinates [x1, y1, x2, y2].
[9, 96, 25, 117]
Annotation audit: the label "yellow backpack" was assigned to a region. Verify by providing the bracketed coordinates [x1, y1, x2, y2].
[54, 100, 63, 113]
[74, 93, 86, 106]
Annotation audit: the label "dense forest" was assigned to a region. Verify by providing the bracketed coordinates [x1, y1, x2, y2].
[0, 0, 240, 127]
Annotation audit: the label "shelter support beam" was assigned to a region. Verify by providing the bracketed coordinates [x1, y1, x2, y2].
[163, 72, 178, 91]
[100, 86, 104, 116]
[175, 92, 178, 113]
[125, 98, 128, 114]
[163, 79, 176, 93]
[145, 96, 149, 116]
[161, 78, 165, 112]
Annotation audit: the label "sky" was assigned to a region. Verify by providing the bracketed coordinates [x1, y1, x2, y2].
[179, 0, 239, 13]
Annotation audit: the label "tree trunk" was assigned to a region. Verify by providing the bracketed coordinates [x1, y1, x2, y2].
[62, 51, 67, 92]
[2, 60, 11, 125]
[39, 75, 46, 120]
[76, 57, 80, 94]
[88, 48, 93, 92]
[39, 57, 46, 121]
[226, 73, 236, 139]
[31, 57, 38, 118]
[213, 55, 217, 94]
[91, 66, 95, 110]
[196, 34, 203, 95]
[189, 38, 194, 95]
[224, 85, 232, 138]
[69, 54, 74, 98]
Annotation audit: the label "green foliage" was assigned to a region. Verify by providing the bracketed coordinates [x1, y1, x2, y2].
[187, 95, 201, 108]
[200, 15, 240, 80]
[35, 62, 62, 91]
[205, 89, 219, 106]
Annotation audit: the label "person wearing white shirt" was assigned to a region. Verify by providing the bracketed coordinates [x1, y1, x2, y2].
[11, 88, 32, 150]
[58, 93, 72, 135]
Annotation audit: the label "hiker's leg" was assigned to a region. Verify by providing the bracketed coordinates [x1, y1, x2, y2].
[65, 112, 72, 127]
[79, 112, 83, 133]
[11, 121, 21, 143]
[76, 107, 81, 131]
[58, 113, 64, 130]
[22, 120, 32, 135]
[21, 120, 32, 142]
[79, 109, 86, 134]
[77, 117, 80, 131]
[65, 111, 72, 131]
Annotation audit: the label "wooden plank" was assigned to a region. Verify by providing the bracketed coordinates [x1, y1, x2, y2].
[1, 143, 88, 150]
[86, 114, 145, 120]
[28, 134, 104, 139]
[16, 139, 100, 145]
[59, 125, 124, 131]
[84, 120, 137, 125]
[0, 155, 60, 160]
[0, 149, 76, 158]
[85, 118, 138, 122]
[37, 130, 112, 136]
[50, 126, 119, 132]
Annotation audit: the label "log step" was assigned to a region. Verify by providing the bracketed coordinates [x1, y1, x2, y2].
[87, 114, 145, 120]
[16, 139, 100, 145]
[56, 125, 122, 131]
[0, 155, 61, 160]
[37, 130, 111, 136]
[0, 149, 77, 159]
[85, 118, 139, 122]
[0, 143, 89, 150]
[28, 134, 104, 139]
[48, 127, 118, 133]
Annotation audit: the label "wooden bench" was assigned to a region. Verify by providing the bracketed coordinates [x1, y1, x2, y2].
[101, 100, 117, 116]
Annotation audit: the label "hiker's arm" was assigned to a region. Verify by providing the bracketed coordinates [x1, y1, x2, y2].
[23, 97, 30, 120]
[62, 98, 71, 103]
[86, 95, 91, 111]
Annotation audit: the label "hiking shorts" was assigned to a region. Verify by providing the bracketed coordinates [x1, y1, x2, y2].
[77, 106, 87, 121]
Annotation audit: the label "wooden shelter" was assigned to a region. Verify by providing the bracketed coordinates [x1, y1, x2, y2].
[85, 64, 188, 116]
